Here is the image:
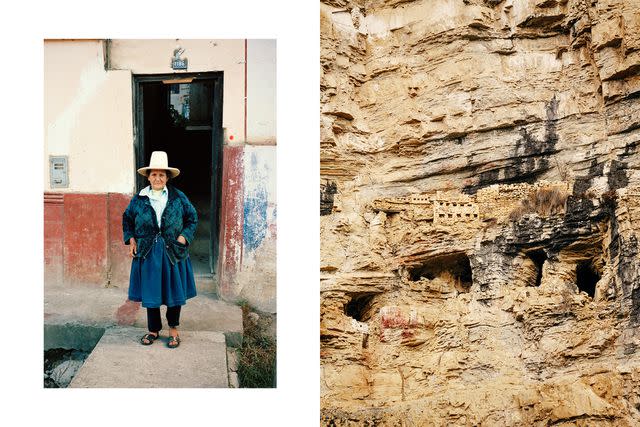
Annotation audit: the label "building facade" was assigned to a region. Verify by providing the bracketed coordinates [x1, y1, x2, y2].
[44, 39, 276, 312]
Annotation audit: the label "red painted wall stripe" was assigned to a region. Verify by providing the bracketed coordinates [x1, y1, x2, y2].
[44, 193, 64, 285]
[108, 193, 133, 286]
[45, 183, 247, 300]
[43, 192, 135, 289]
[63, 194, 109, 285]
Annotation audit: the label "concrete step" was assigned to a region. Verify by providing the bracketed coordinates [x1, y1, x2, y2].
[44, 285, 242, 347]
[191, 259, 213, 276]
[193, 273, 218, 293]
[69, 326, 229, 388]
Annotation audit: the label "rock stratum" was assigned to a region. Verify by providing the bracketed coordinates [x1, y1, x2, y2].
[320, 0, 640, 425]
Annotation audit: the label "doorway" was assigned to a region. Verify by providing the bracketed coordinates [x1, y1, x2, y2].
[133, 73, 223, 285]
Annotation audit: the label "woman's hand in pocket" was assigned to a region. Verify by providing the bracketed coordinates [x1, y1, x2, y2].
[177, 235, 187, 245]
[129, 238, 137, 257]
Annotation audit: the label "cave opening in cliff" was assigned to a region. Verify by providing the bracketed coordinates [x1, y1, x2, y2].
[345, 294, 376, 322]
[576, 260, 600, 298]
[526, 249, 547, 287]
[408, 252, 472, 290]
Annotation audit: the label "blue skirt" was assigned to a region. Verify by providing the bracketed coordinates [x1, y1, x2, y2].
[128, 236, 197, 308]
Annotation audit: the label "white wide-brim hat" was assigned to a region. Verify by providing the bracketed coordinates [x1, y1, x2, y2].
[137, 151, 180, 178]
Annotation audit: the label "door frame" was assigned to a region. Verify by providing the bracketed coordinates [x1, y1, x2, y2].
[132, 71, 224, 275]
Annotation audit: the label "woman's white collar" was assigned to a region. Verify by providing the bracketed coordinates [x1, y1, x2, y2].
[139, 185, 168, 196]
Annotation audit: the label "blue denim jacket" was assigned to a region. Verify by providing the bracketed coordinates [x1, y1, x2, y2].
[122, 185, 198, 264]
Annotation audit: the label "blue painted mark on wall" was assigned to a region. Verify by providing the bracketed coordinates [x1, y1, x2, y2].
[242, 148, 276, 255]
[243, 186, 268, 252]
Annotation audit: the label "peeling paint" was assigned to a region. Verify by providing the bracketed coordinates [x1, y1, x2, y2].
[242, 147, 277, 256]
[234, 146, 277, 312]
[219, 146, 245, 298]
[243, 186, 268, 252]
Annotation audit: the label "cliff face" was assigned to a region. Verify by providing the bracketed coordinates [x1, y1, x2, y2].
[320, 0, 640, 425]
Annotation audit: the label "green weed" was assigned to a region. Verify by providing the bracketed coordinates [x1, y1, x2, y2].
[237, 302, 277, 388]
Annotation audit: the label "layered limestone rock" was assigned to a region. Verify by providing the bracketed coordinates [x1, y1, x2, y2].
[320, 0, 640, 425]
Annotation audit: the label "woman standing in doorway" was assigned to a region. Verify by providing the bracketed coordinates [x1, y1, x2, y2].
[123, 151, 198, 348]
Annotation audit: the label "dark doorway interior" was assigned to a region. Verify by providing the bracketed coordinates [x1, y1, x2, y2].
[526, 249, 547, 287]
[344, 293, 376, 322]
[576, 260, 599, 298]
[409, 252, 473, 287]
[134, 74, 223, 282]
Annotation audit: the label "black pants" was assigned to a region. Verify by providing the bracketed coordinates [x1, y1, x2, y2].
[147, 306, 181, 333]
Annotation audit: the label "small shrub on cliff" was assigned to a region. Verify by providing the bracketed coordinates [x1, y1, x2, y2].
[508, 187, 568, 222]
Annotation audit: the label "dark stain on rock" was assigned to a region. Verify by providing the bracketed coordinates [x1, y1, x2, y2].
[564, 195, 596, 224]
[503, 126, 554, 183]
[502, 192, 604, 259]
[550, 193, 604, 253]
[503, 97, 559, 184]
[631, 277, 640, 325]
[609, 210, 620, 262]
[622, 140, 638, 157]
[608, 159, 629, 191]
[573, 158, 605, 196]
[463, 96, 560, 194]
[616, 229, 640, 299]
[321, 181, 338, 216]
[476, 169, 499, 189]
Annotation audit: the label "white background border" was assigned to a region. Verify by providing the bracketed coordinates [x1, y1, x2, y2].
[1, 0, 320, 425]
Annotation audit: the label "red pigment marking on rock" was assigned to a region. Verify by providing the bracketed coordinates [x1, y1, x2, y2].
[401, 329, 414, 339]
[382, 313, 409, 329]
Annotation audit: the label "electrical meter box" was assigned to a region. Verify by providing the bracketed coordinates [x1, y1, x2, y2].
[50, 156, 69, 188]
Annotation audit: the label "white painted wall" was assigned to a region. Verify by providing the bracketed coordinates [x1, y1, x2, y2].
[244, 145, 277, 213]
[44, 39, 277, 193]
[44, 40, 134, 193]
[247, 39, 277, 144]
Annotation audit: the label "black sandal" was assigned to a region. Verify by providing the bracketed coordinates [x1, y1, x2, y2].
[168, 335, 181, 348]
[141, 332, 159, 345]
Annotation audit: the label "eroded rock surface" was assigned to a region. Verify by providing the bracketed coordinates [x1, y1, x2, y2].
[320, 0, 640, 425]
